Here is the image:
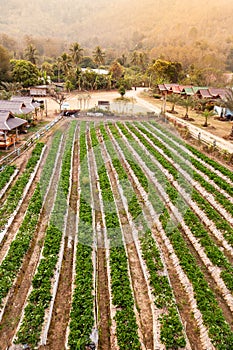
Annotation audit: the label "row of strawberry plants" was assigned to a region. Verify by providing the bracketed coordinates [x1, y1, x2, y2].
[136, 122, 233, 248]
[90, 123, 141, 350]
[100, 122, 186, 349]
[124, 123, 233, 293]
[15, 121, 77, 348]
[68, 121, 95, 349]
[0, 142, 44, 231]
[150, 121, 233, 183]
[112, 122, 233, 349]
[0, 164, 16, 191]
[0, 131, 63, 311]
[108, 123, 164, 215]
[142, 122, 233, 211]
[39, 130, 63, 199]
[0, 184, 42, 308]
[149, 120, 233, 187]
[107, 123, 214, 349]
[126, 123, 233, 315]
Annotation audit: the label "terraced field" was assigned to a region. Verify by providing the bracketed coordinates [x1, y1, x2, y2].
[0, 119, 232, 350]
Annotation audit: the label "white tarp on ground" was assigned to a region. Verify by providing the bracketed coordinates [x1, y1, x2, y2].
[214, 105, 233, 117]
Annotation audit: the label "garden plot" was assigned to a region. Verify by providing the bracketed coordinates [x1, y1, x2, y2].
[1, 119, 233, 350]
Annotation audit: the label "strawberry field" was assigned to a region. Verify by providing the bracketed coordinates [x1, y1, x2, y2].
[0, 118, 233, 350]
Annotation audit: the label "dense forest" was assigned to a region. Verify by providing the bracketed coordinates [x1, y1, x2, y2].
[1, 0, 233, 62]
[0, 0, 233, 90]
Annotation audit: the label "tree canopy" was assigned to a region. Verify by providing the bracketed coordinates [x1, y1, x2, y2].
[10, 59, 40, 87]
[0, 45, 10, 81]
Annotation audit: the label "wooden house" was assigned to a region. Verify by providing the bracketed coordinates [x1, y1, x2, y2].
[208, 88, 228, 100]
[0, 100, 34, 117]
[195, 89, 212, 99]
[0, 110, 27, 149]
[29, 85, 47, 97]
[10, 96, 41, 118]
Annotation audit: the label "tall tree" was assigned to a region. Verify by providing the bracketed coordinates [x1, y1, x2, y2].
[10, 59, 39, 87]
[167, 94, 181, 114]
[57, 53, 72, 77]
[179, 96, 195, 120]
[69, 42, 83, 66]
[223, 88, 233, 112]
[92, 46, 105, 67]
[24, 44, 38, 65]
[109, 61, 124, 80]
[202, 109, 215, 127]
[150, 59, 183, 83]
[117, 53, 127, 67]
[130, 51, 139, 66]
[0, 45, 10, 81]
[1, 81, 22, 95]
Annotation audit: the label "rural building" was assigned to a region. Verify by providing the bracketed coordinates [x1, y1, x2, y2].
[0, 110, 27, 149]
[29, 85, 47, 97]
[97, 100, 110, 110]
[0, 100, 33, 116]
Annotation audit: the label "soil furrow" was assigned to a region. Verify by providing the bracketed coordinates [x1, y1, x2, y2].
[87, 128, 111, 350]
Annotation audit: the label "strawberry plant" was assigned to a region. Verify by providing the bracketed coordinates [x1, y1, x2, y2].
[0, 165, 16, 191]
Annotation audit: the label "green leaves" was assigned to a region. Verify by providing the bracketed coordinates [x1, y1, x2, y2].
[69, 122, 94, 349]
[0, 142, 44, 230]
[0, 184, 42, 305]
[16, 121, 77, 348]
[0, 165, 16, 191]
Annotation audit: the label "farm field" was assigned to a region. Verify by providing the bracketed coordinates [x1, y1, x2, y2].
[0, 118, 233, 350]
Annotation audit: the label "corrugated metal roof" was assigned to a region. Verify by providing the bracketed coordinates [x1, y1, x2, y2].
[30, 88, 47, 96]
[192, 86, 208, 93]
[0, 100, 34, 114]
[197, 89, 212, 98]
[0, 100, 25, 114]
[209, 88, 227, 98]
[11, 96, 33, 103]
[164, 83, 179, 90]
[158, 84, 167, 91]
[172, 86, 182, 93]
[184, 87, 194, 95]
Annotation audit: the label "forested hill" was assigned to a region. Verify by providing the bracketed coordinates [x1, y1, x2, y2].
[1, 0, 233, 52]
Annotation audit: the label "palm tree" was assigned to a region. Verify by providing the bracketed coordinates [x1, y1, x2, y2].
[1, 81, 22, 95]
[92, 46, 105, 67]
[117, 53, 127, 66]
[24, 44, 38, 65]
[57, 53, 72, 77]
[69, 42, 83, 66]
[220, 88, 233, 138]
[202, 109, 215, 127]
[130, 51, 139, 66]
[222, 88, 233, 112]
[167, 94, 181, 114]
[179, 96, 195, 120]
